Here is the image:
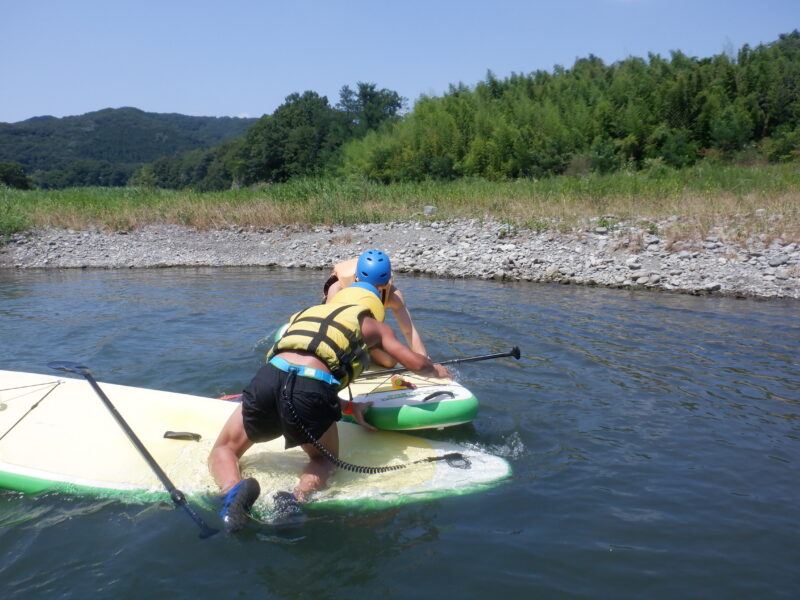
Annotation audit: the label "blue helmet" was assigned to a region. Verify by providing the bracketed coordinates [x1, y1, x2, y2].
[356, 249, 392, 285]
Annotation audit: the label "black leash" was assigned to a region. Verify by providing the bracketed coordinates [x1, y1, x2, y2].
[281, 370, 471, 473]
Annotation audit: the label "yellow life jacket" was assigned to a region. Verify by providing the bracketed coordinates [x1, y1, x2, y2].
[268, 303, 371, 388]
[329, 284, 386, 322]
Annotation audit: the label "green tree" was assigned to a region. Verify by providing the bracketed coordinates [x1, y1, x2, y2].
[710, 99, 754, 152]
[647, 125, 699, 168]
[588, 135, 620, 173]
[337, 82, 406, 139]
[235, 91, 340, 184]
[763, 124, 800, 161]
[0, 162, 35, 189]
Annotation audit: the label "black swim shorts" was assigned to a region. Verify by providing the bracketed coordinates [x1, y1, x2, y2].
[240, 363, 341, 449]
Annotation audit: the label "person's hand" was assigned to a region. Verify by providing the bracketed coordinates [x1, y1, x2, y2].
[433, 363, 452, 379]
[353, 400, 378, 431]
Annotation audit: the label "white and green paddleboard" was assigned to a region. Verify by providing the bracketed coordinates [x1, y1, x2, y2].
[269, 323, 480, 431]
[340, 372, 479, 431]
[0, 369, 510, 516]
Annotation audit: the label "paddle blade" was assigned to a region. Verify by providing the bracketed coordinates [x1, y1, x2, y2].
[47, 361, 91, 375]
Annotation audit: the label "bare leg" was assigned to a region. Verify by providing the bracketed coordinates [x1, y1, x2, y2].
[208, 404, 254, 492]
[294, 422, 339, 501]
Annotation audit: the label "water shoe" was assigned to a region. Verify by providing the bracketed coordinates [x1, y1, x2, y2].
[271, 491, 307, 527]
[220, 477, 261, 533]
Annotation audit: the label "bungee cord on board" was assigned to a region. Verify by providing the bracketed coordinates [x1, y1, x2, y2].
[0, 380, 63, 442]
[281, 370, 471, 474]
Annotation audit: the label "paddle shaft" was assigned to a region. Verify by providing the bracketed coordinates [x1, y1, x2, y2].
[360, 346, 521, 378]
[78, 370, 217, 538]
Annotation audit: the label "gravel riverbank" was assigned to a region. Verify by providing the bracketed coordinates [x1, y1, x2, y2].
[1, 217, 798, 299]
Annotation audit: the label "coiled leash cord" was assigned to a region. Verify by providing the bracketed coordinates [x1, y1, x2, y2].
[281, 370, 470, 473]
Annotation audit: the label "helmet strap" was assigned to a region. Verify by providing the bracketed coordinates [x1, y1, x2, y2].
[380, 278, 393, 305]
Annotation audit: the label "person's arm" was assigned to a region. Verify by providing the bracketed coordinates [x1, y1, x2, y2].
[339, 398, 378, 431]
[324, 279, 344, 303]
[387, 288, 428, 357]
[362, 318, 450, 379]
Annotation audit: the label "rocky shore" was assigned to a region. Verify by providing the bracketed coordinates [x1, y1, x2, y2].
[1, 217, 798, 299]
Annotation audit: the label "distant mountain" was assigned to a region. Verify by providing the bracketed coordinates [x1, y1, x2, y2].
[0, 107, 257, 175]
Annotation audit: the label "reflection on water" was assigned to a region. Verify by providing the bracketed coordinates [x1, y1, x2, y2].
[1, 267, 799, 599]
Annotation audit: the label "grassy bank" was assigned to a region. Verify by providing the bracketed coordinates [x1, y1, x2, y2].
[2, 162, 798, 243]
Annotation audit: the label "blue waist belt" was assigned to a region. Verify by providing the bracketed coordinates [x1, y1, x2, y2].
[269, 355, 341, 387]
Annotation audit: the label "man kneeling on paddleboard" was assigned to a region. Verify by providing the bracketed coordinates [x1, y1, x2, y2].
[209, 281, 451, 533]
[323, 249, 429, 367]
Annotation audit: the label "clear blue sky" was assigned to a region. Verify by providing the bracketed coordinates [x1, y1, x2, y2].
[1, 0, 797, 123]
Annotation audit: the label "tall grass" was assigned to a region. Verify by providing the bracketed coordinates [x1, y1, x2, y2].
[2, 163, 798, 242]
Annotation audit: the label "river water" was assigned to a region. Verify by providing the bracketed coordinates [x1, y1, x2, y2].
[1, 268, 798, 599]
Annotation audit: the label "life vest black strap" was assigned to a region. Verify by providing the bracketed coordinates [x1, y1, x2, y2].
[278, 304, 369, 382]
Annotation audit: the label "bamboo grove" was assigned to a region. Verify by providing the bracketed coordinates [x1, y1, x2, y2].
[340, 31, 800, 183]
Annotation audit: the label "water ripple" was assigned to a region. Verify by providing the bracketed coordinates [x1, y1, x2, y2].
[1, 269, 799, 598]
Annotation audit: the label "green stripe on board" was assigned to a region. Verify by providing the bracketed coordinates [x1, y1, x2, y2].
[344, 395, 480, 430]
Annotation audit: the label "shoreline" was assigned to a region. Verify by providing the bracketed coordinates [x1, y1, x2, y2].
[1, 218, 798, 300]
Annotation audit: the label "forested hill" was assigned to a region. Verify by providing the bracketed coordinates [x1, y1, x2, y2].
[2, 32, 798, 192]
[137, 32, 800, 192]
[0, 107, 257, 187]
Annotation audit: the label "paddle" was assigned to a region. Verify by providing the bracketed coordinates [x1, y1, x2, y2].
[358, 346, 522, 378]
[47, 361, 218, 539]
